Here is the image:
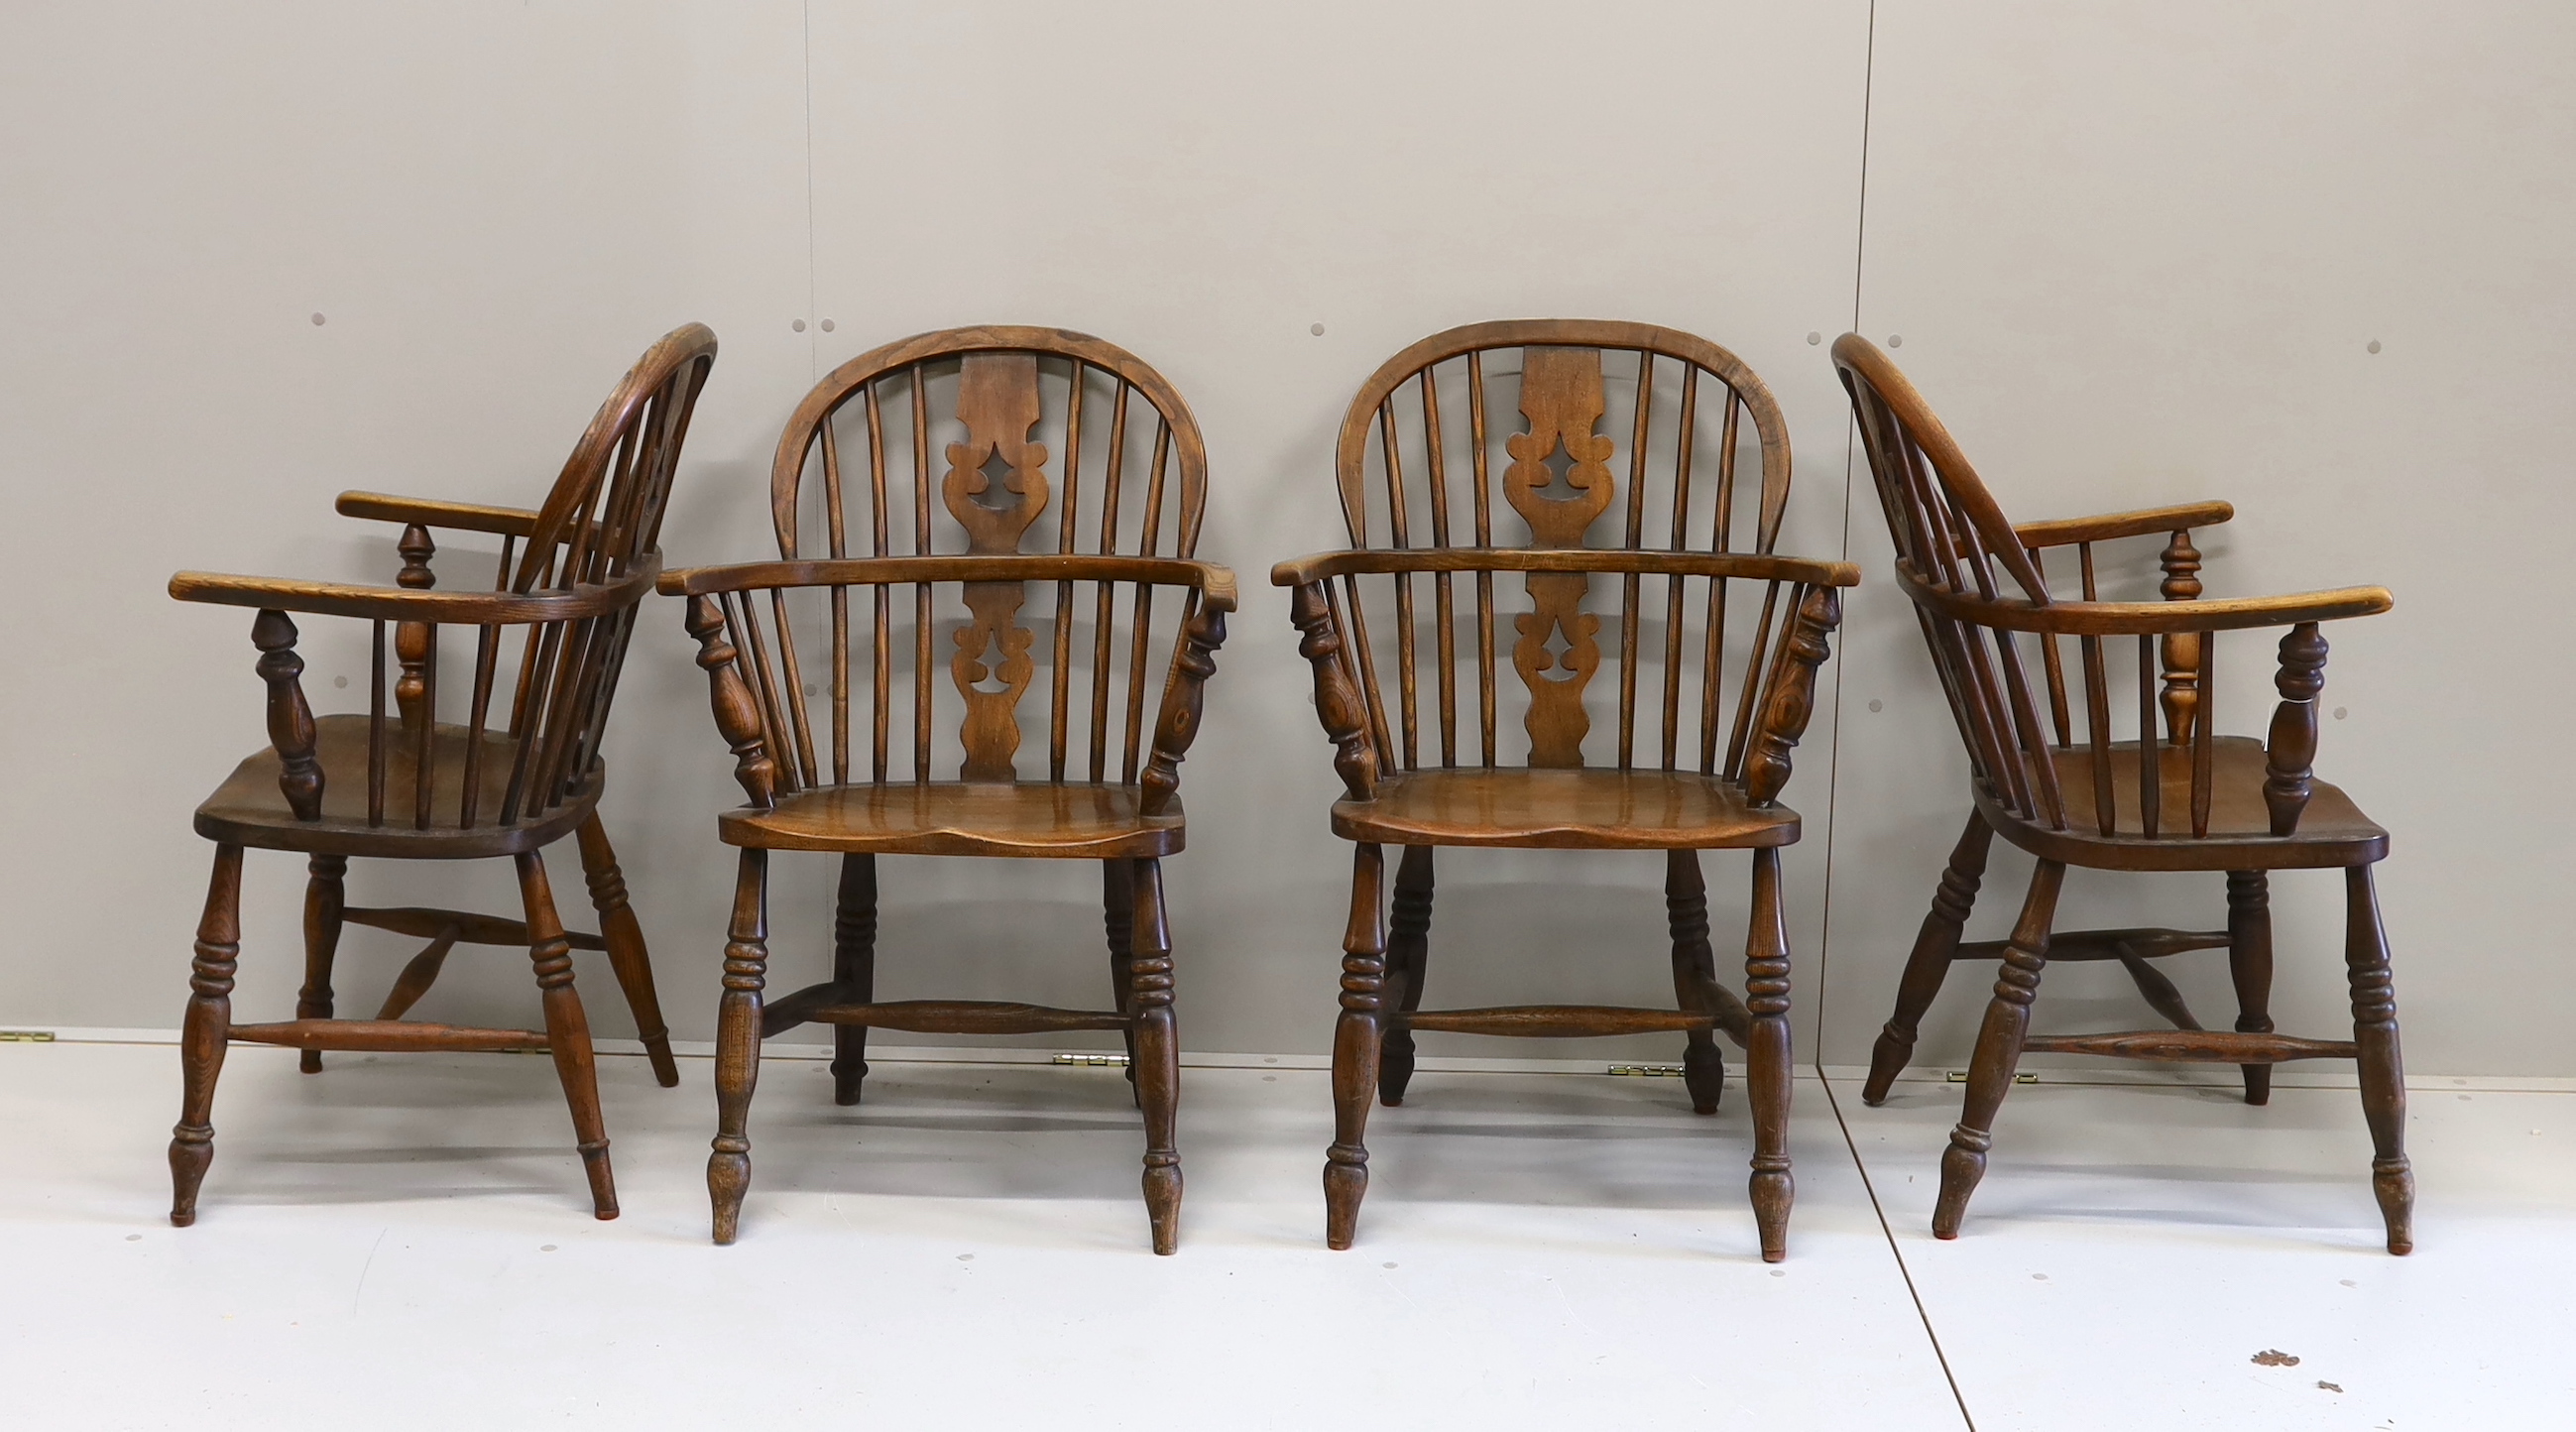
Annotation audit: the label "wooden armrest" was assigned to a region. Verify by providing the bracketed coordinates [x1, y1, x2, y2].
[336, 490, 546, 537]
[1269, 547, 1861, 589]
[2012, 501, 2234, 549]
[659, 554, 1236, 610]
[170, 563, 652, 623]
[1897, 564, 2391, 635]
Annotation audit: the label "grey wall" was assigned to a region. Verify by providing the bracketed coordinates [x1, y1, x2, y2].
[4, 2, 2568, 1075]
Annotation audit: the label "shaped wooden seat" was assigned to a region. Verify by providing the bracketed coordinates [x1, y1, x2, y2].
[162, 324, 717, 1224]
[1275, 320, 1858, 1262]
[663, 326, 1232, 1253]
[1332, 769, 1799, 850]
[719, 781, 1183, 857]
[1834, 334, 2411, 1253]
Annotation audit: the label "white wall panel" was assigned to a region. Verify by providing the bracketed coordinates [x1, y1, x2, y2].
[795, 0, 1873, 1057]
[1834, 1, 2576, 1074]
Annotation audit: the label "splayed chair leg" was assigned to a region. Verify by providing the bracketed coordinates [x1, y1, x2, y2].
[2226, 869, 2276, 1107]
[171, 844, 244, 1227]
[1742, 849, 1796, 1261]
[1324, 843, 1387, 1251]
[2344, 864, 2412, 1254]
[295, 853, 345, 1073]
[518, 850, 616, 1219]
[831, 854, 878, 1106]
[1933, 859, 2063, 1241]
[709, 850, 769, 1245]
[1103, 858, 1138, 1105]
[577, 814, 679, 1088]
[1128, 859, 1183, 1253]
[1866, 813, 1991, 1105]
[1379, 845, 1434, 1106]
[1667, 849, 1726, 1116]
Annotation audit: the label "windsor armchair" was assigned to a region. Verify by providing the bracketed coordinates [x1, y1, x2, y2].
[1275, 320, 1858, 1261]
[1833, 334, 2410, 1253]
[663, 326, 1232, 1253]
[163, 324, 716, 1224]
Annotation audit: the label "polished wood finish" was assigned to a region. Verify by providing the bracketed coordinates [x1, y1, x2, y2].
[1835, 334, 2410, 1253]
[163, 324, 715, 1224]
[1279, 320, 1857, 1261]
[666, 327, 1231, 1253]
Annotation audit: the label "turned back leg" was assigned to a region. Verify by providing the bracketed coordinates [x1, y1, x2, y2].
[2345, 864, 2413, 1254]
[832, 854, 878, 1106]
[1103, 858, 1138, 1100]
[1933, 859, 2063, 1240]
[1666, 849, 1725, 1116]
[576, 814, 679, 1088]
[1379, 844, 1434, 1106]
[170, 844, 244, 1227]
[1866, 813, 1992, 1105]
[2226, 870, 2276, 1106]
[296, 853, 346, 1074]
[516, 850, 617, 1219]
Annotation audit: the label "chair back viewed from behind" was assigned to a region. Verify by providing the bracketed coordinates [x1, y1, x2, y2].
[1297, 319, 1837, 799]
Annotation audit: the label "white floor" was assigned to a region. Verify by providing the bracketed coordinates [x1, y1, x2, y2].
[0, 1040, 2566, 1429]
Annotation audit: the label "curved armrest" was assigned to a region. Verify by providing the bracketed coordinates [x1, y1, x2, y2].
[1270, 547, 1860, 588]
[336, 490, 546, 537]
[170, 562, 654, 624]
[660, 554, 1236, 610]
[2012, 500, 2234, 549]
[1898, 564, 2391, 635]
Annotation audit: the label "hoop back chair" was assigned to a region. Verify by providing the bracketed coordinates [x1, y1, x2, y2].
[1832, 334, 2410, 1253]
[1274, 320, 1859, 1260]
[663, 326, 1233, 1253]
[166, 323, 719, 1223]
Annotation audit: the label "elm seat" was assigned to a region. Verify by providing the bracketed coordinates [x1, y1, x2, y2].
[720, 782, 1184, 858]
[1992, 737, 2387, 873]
[1332, 770, 1800, 850]
[193, 715, 594, 860]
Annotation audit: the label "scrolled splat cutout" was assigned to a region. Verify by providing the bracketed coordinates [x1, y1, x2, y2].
[942, 353, 1050, 779]
[1503, 347, 1614, 766]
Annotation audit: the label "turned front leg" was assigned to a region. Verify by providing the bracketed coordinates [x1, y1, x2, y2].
[518, 850, 615, 1219]
[2346, 865, 2412, 1254]
[1934, 860, 2064, 1240]
[2226, 870, 2277, 1107]
[709, 849, 770, 1245]
[1324, 843, 1387, 1251]
[1743, 848, 1794, 1261]
[1128, 859, 1182, 1254]
[170, 844, 244, 1227]
[296, 853, 347, 1074]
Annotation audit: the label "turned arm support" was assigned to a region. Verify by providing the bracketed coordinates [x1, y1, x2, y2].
[2010, 500, 2233, 549]
[680, 595, 778, 809]
[1139, 590, 1232, 817]
[1282, 579, 1381, 802]
[2263, 622, 2331, 836]
[1741, 584, 1844, 807]
[249, 609, 324, 820]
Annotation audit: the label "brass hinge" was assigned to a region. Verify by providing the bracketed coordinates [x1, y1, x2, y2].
[0, 1030, 56, 1043]
[1945, 1069, 2039, 1085]
[1052, 1052, 1129, 1068]
[1607, 1063, 1686, 1078]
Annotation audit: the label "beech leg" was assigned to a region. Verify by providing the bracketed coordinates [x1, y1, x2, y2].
[170, 844, 243, 1227]
[1865, 812, 1992, 1105]
[1667, 849, 1725, 1116]
[296, 853, 346, 1074]
[1379, 844, 1434, 1106]
[1933, 859, 2063, 1240]
[831, 854, 878, 1106]
[1743, 848, 1795, 1260]
[576, 814, 679, 1088]
[1129, 858, 1182, 1253]
[1324, 843, 1387, 1251]
[2345, 864, 2412, 1254]
[2226, 869, 2276, 1107]
[517, 850, 615, 1218]
[709, 850, 769, 1245]
[1103, 858, 1138, 1103]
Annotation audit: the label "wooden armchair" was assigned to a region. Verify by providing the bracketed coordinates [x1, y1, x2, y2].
[1833, 335, 2410, 1253]
[662, 326, 1232, 1253]
[163, 324, 718, 1223]
[1274, 320, 1858, 1261]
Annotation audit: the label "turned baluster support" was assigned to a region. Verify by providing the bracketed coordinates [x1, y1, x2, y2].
[684, 595, 776, 809]
[251, 609, 324, 820]
[394, 524, 437, 737]
[2158, 529, 2203, 746]
[1288, 581, 1378, 801]
[1139, 596, 1228, 817]
[2265, 622, 2327, 836]
[1742, 585, 1841, 807]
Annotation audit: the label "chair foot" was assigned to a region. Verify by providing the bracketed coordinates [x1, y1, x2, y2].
[2374, 1156, 2414, 1255]
[1932, 1129, 1989, 1240]
[1377, 1028, 1416, 1107]
[1860, 1023, 1913, 1106]
[578, 1139, 618, 1220]
[1751, 1163, 1793, 1262]
[1683, 1038, 1725, 1116]
[2242, 1065, 2273, 1107]
[709, 1145, 750, 1245]
[643, 1033, 681, 1090]
[299, 1051, 323, 1075]
[1144, 1156, 1182, 1255]
[168, 1130, 213, 1228]
[1324, 1146, 1368, 1251]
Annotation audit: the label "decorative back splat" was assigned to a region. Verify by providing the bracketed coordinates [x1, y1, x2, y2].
[1504, 346, 1617, 766]
[943, 354, 1051, 779]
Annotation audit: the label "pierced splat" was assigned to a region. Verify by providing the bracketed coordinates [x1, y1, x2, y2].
[1504, 347, 1615, 766]
[942, 354, 1052, 779]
